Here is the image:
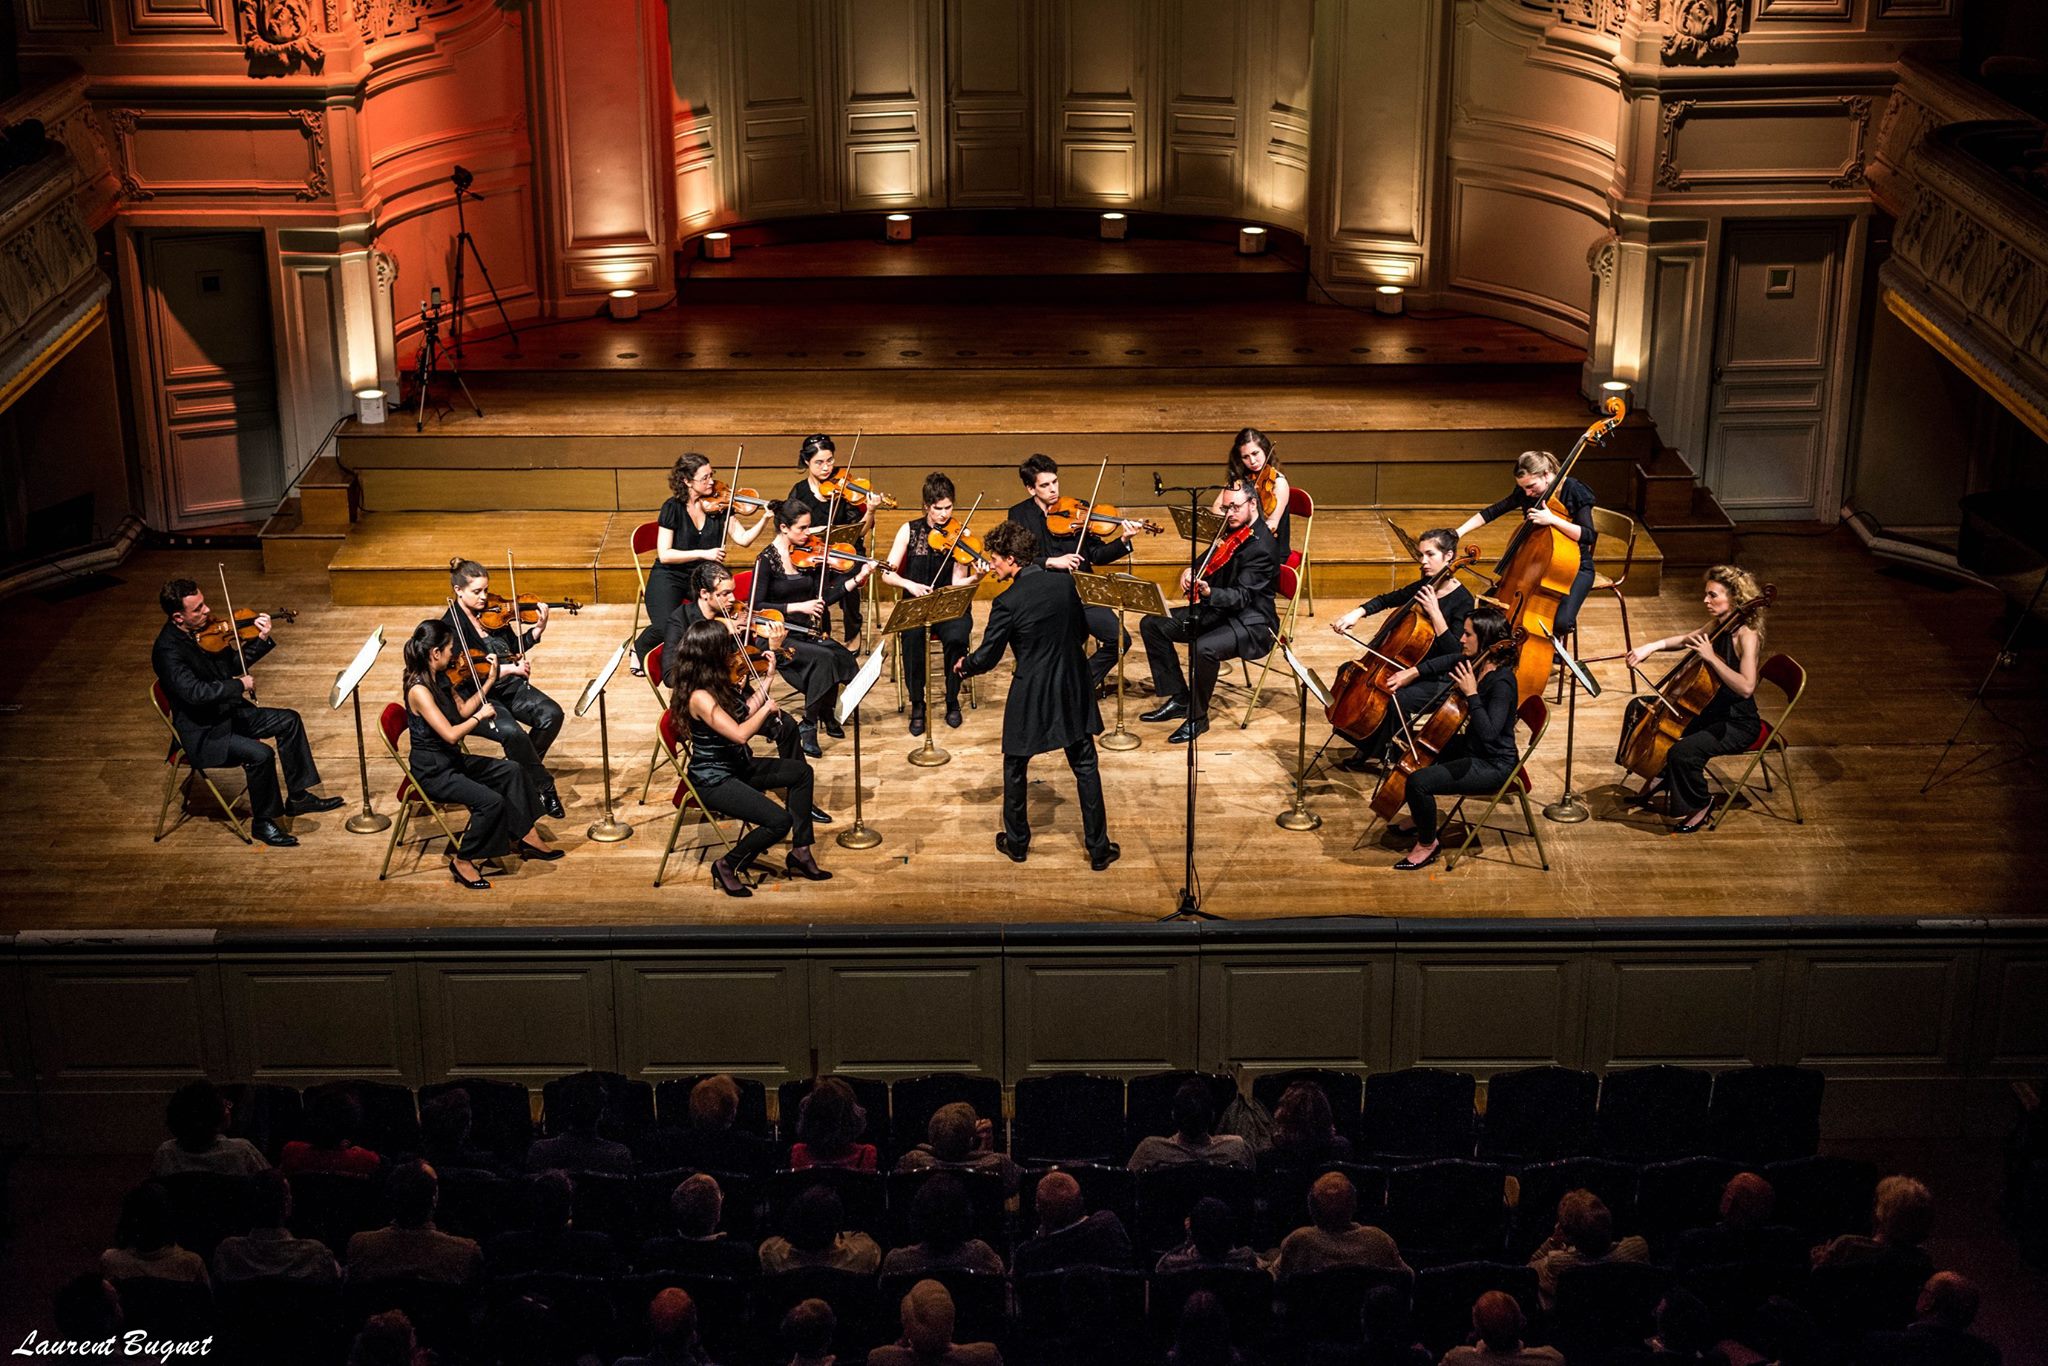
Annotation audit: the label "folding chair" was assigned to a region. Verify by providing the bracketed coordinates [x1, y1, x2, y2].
[151, 681, 253, 844]
[651, 708, 739, 887]
[626, 518, 660, 654]
[638, 642, 680, 803]
[1708, 652, 1806, 829]
[730, 568, 806, 714]
[375, 702, 471, 879]
[1237, 487, 1315, 727]
[1443, 694, 1551, 871]
[1555, 506, 1643, 700]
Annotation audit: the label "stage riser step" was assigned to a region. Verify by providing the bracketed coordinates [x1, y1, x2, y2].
[678, 274, 1306, 307]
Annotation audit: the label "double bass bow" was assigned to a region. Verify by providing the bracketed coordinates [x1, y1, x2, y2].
[1324, 546, 1480, 741]
[1368, 626, 1526, 822]
[1613, 583, 1776, 782]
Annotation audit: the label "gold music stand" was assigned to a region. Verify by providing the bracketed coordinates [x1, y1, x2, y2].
[880, 584, 979, 767]
[1072, 571, 1169, 752]
[1169, 503, 1226, 545]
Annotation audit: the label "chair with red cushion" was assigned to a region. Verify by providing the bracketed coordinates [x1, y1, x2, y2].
[150, 681, 254, 844]
[638, 642, 682, 803]
[627, 519, 661, 642]
[652, 707, 741, 887]
[375, 702, 472, 879]
[1236, 486, 1315, 727]
[1443, 694, 1551, 872]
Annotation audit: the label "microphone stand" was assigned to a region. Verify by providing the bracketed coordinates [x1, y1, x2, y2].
[1155, 474, 1225, 922]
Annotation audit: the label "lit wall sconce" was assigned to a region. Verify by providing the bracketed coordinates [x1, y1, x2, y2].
[1238, 225, 1268, 256]
[354, 388, 387, 426]
[1374, 285, 1405, 316]
[1099, 212, 1127, 241]
[885, 213, 913, 243]
[607, 289, 640, 321]
[701, 231, 732, 261]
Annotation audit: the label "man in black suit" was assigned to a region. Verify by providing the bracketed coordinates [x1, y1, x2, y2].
[150, 577, 341, 847]
[1140, 480, 1279, 743]
[1007, 453, 1144, 688]
[956, 520, 1119, 870]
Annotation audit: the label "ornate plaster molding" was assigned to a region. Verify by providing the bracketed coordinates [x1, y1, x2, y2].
[238, 0, 326, 73]
[1661, 0, 1742, 64]
[1655, 94, 1872, 192]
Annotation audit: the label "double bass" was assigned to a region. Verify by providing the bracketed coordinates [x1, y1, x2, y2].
[1369, 626, 1526, 822]
[1323, 546, 1479, 741]
[1614, 584, 1775, 782]
[1485, 396, 1628, 701]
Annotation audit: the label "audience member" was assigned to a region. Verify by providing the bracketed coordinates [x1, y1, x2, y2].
[895, 1102, 1021, 1193]
[615, 1285, 718, 1366]
[1011, 1170, 1133, 1275]
[1677, 1172, 1803, 1271]
[99, 1182, 208, 1286]
[868, 1277, 1002, 1366]
[280, 1087, 383, 1178]
[882, 1173, 1005, 1276]
[1857, 1272, 2002, 1366]
[1439, 1291, 1560, 1366]
[487, 1168, 620, 1276]
[210, 1169, 340, 1283]
[657, 1074, 773, 1176]
[782, 1296, 838, 1366]
[1632, 1290, 1730, 1365]
[1167, 1290, 1244, 1366]
[1266, 1081, 1354, 1168]
[790, 1078, 879, 1171]
[346, 1309, 430, 1366]
[419, 1088, 505, 1174]
[1155, 1196, 1260, 1274]
[1129, 1080, 1252, 1171]
[51, 1273, 123, 1340]
[1749, 1298, 1829, 1366]
[759, 1183, 882, 1274]
[344, 1159, 483, 1285]
[1358, 1284, 1435, 1366]
[527, 1074, 633, 1174]
[639, 1172, 760, 1276]
[150, 1079, 268, 1177]
[1529, 1187, 1649, 1309]
[1271, 1171, 1410, 1282]
[1813, 1175, 1936, 1280]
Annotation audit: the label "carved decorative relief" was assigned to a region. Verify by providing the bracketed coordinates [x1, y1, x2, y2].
[1554, 0, 1628, 36]
[372, 249, 398, 292]
[107, 109, 153, 202]
[0, 190, 102, 341]
[350, 0, 461, 47]
[107, 107, 331, 202]
[1655, 100, 1695, 189]
[1589, 233, 1619, 286]
[238, 0, 325, 72]
[1656, 95, 1872, 191]
[1827, 96, 1873, 189]
[291, 109, 330, 200]
[1661, 0, 1741, 64]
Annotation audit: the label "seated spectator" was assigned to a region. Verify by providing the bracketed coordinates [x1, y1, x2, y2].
[790, 1078, 879, 1172]
[656, 1074, 773, 1176]
[759, 1183, 882, 1275]
[99, 1183, 209, 1286]
[1677, 1171, 1803, 1271]
[1858, 1272, 2002, 1366]
[1129, 1080, 1252, 1171]
[1528, 1186, 1649, 1310]
[782, 1296, 837, 1366]
[211, 1170, 340, 1284]
[1631, 1290, 1730, 1366]
[616, 1285, 718, 1366]
[1155, 1196, 1260, 1275]
[52, 1273, 124, 1340]
[280, 1088, 383, 1179]
[868, 1278, 1002, 1366]
[1266, 1081, 1354, 1169]
[1272, 1171, 1410, 1283]
[526, 1073, 632, 1174]
[1813, 1175, 1936, 1281]
[346, 1309, 429, 1366]
[1306, 1284, 1434, 1366]
[1168, 1290, 1244, 1366]
[895, 1102, 1020, 1194]
[150, 1079, 268, 1178]
[882, 1173, 1005, 1277]
[1440, 1290, 1560, 1366]
[639, 1172, 760, 1277]
[1750, 1298, 1828, 1366]
[419, 1088, 506, 1175]
[487, 1168, 620, 1277]
[1011, 1170, 1133, 1275]
[344, 1160, 483, 1285]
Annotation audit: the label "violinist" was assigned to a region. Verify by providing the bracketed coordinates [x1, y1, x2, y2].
[1621, 565, 1765, 835]
[632, 451, 770, 675]
[1008, 453, 1140, 688]
[447, 557, 567, 820]
[150, 577, 342, 847]
[668, 617, 833, 897]
[1140, 479, 1278, 744]
[785, 434, 875, 643]
[1329, 528, 1473, 769]
[1456, 449, 1599, 641]
[400, 619, 562, 889]
[1212, 427, 1290, 558]
[883, 473, 983, 735]
[753, 501, 874, 756]
[1379, 605, 1522, 871]
[954, 520, 1119, 871]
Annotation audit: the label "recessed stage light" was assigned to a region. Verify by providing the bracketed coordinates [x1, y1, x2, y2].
[701, 231, 732, 261]
[1374, 285, 1405, 316]
[1238, 225, 1268, 255]
[1601, 378, 1633, 409]
[1100, 212, 1128, 241]
[354, 388, 386, 426]
[607, 289, 639, 321]
[885, 213, 913, 243]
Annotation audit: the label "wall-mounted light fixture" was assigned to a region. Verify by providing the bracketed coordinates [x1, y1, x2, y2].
[1600, 378, 1633, 409]
[354, 388, 387, 426]
[1374, 285, 1405, 316]
[1238, 225, 1268, 256]
[1099, 212, 1127, 241]
[607, 289, 640, 321]
[701, 231, 732, 261]
[885, 213, 913, 243]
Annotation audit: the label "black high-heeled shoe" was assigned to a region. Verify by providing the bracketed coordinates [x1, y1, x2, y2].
[710, 857, 753, 897]
[448, 859, 491, 890]
[785, 848, 833, 881]
[520, 842, 566, 862]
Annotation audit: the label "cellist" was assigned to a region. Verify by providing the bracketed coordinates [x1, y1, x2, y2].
[1455, 449, 1600, 641]
[1382, 605, 1522, 871]
[1329, 527, 1473, 770]
[1622, 564, 1766, 834]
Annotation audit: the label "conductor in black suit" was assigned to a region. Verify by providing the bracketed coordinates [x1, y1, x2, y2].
[150, 577, 343, 846]
[956, 520, 1120, 871]
[1140, 480, 1279, 743]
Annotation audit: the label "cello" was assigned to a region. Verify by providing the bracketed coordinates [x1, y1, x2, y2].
[1485, 396, 1628, 701]
[1614, 583, 1775, 782]
[1369, 626, 1526, 822]
[1324, 546, 1479, 741]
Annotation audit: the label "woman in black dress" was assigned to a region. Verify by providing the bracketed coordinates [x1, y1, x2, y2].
[1456, 449, 1600, 639]
[633, 451, 770, 674]
[668, 617, 832, 897]
[751, 500, 873, 755]
[1211, 426, 1291, 559]
[400, 619, 561, 889]
[1624, 564, 1766, 834]
[1383, 605, 1523, 872]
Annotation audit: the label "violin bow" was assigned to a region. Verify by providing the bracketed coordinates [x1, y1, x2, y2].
[215, 563, 255, 700]
[927, 493, 984, 590]
[719, 442, 745, 561]
[503, 551, 530, 661]
[1077, 457, 1110, 552]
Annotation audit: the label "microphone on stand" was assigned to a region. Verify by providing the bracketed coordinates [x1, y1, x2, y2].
[1153, 471, 1164, 496]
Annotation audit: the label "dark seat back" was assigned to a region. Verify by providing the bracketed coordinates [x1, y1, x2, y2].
[112, 1276, 215, 1338]
[1635, 1156, 1746, 1249]
[761, 1166, 888, 1240]
[1480, 1066, 1598, 1162]
[217, 1275, 344, 1366]
[285, 1170, 382, 1255]
[302, 1080, 421, 1160]
[1013, 1073, 1125, 1163]
[1764, 1154, 1878, 1243]
[886, 1164, 1009, 1249]
[1126, 1070, 1238, 1149]
[154, 1171, 258, 1259]
[1509, 1156, 1639, 1260]
[778, 1075, 891, 1158]
[1252, 1069, 1366, 1145]
[1412, 1261, 1539, 1359]
[344, 1277, 477, 1362]
[1553, 1260, 1672, 1359]
[1279, 1263, 1413, 1349]
[221, 1082, 305, 1164]
[654, 1074, 773, 1139]
[1596, 1065, 1712, 1161]
[880, 1266, 1007, 1347]
[1710, 1065, 1824, 1164]
[1383, 1158, 1508, 1264]
[1150, 1265, 1275, 1348]
[1361, 1068, 1476, 1160]
[419, 1078, 534, 1166]
[758, 1267, 887, 1359]
[1134, 1163, 1256, 1253]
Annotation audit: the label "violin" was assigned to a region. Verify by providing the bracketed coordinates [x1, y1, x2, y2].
[1253, 463, 1281, 520]
[1325, 547, 1480, 740]
[1368, 628, 1525, 822]
[727, 640, 784, 686]
[1189, 524, 1254, 601]
[1043, 496, 1164, 539]
[733, 606, 818, 643]
[194, 607, 297, 654]
[927, 527, 993, 573]
[475, 592, 582, 632]
[1614, 585, 1776, 782]
[703, 481, 775, 515]
[443, 647, 495, 690]
[818, 473, 898, 510]
[790, 535, 883, 573]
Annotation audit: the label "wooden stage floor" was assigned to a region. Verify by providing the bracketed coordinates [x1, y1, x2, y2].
[3, 531, 2042, 931]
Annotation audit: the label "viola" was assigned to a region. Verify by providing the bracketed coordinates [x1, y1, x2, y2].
[703, 481, 775, 515]
[194, 607, 297, 654]
[1325, 548, 1480, 740]
[1252, 463, 1281, 520]
[1043, 496, 1164, 539]
[1369, 629, 1524, 822]
[727, 639, 784, 686]
[476, 592, 582, 632]
[1188, 523, 1254, 601]
[790, 535, 882, 574]
[1614, 585, 1776, 782]
[927, 526, 993, 572]
[733, 606, 818, 643]
[818, 473, 898, 510]
[443, 647, 494, 691]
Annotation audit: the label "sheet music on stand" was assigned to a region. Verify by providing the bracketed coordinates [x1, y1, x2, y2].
[575, 640, 630, 718]
[1168, 503, 1226, 545]
[837, 640, 889, 724]
[877, 583, 976, 637]
[1281, 638, 1333, 711]
[1386, 517, 1424, 562]
[328, 627, 386, 710]
[1072, 570, 1169, 619]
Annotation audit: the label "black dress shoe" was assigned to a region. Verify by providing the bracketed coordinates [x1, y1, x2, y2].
[251, 819, 299, 848]
[996, 833, 1028, 863]
[799, 724, 822, 758]
[786, 848, 834, 881]
[809, 805, 833, 826]
[519, 842, 566, 862]
[909, 706, 926, 736]
[1673, 808, 1713, 835]
[1393, 842, 1441, 871]
[1167, 717, 1210, 745]
[1337, 749, 1381, 773]
[945, 703, 963, 729]
[821, 714, 845, 740]
[1090, 842, 1122, 872]
[1141, 698, 1189, 723]
[709, 857, 753, 897]
[540, 788, 566, 820]
[284, 791, 345, 816]
[448, 859, 490, 890]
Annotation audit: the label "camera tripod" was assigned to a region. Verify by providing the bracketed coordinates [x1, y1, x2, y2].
[413, 296, 483, 431]
[448, 164, 518, 362]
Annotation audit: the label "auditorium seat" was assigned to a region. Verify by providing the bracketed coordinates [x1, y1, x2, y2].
[1412, 1261, 1541, 1359]
[1251, 1067, 1366, 1146]
[302, 1080, 421, 1160]
[154, 1170, 258, 1259]
[891, 1072, 1007, 1154]
[1014, 1267, 1147, 1366]
[1765, 1154, 1879, 1243]
[216, 1275, 345, 1366]
[1509, 1156, 1639, 1259]
[887, 1164, 1009, 1250]
[1361, 1067, 1477, 1160]
[434, 1167, 526, 1242]
[1596, 1064, 1713, 1161]
[286, 1170, 382, 1254]
[654, 1073, 774, 1140]
[1134, 1163, 1257, 1253]
[220, 1082, 305, 1165]
[777, 1075, 892, 1159]
[1013, 1073, 1125, 1164]
[543, 1069, 656, 1147]
[1150, 1265, 1275, 1350]
[1125, 1069, 1239, 1148]
[613, 1269, 751, 1366]
[761, 1166, 888, 1241]
[344, 1276, 477, 1362]
[1279, 1264, 1414, 1351]
[1635, 1155, 1746, 1253]
[113, 1276, 214, 1338]
[419, 1077, 533, 1167]
[1711, 1064, 1825, 1164]
[567, 1170, 645, 1245]
[881, 1266, 1008, 1348]
[1383, 1158, 1509, 1265]
[757, 1267, 886, 1359]
[485, 1271, 619, 1365]
[1479, 1065, 1599, 1162]
[1552, 1259, 1671, 1362]
[1019, 1160, 1135, 1235]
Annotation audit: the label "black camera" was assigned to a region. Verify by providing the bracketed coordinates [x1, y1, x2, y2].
[451, 164, 475, 193]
